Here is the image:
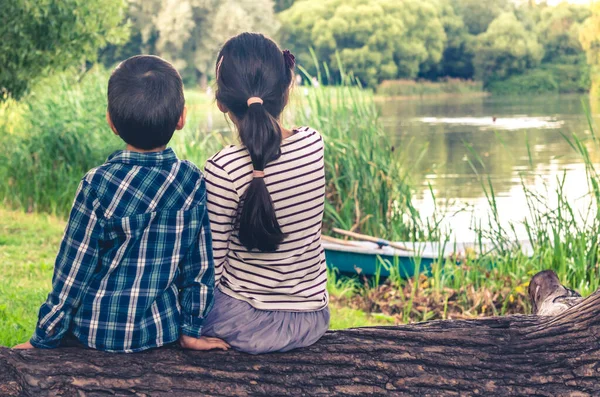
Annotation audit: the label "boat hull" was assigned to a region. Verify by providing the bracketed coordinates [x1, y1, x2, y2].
[322, 240, 532, 278]
[324, 247, 434, 277]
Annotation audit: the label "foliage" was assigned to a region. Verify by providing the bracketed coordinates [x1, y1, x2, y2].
[279, 0, 447, 87]
[376, 79, 483, 97]
[536, 3, 591, 63]
[103, 0, 279, 86]
[274, 0, 296, 12]
[450, 0, 511, 35]
[487, 69, 559, 95]
[0, 68, 122, 215]
[0, 67, 221, 216]
[543, 61, 591, 93]
[421, 0, 475, 80]
[277, 0, 593, 92]
[579, 2, 600, 97]
[474, 12, 544, 86]
[0, 0, 128, 99]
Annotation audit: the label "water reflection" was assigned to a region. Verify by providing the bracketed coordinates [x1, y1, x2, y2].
[380, 94, 600, 240]
[417, 116, 564, 131]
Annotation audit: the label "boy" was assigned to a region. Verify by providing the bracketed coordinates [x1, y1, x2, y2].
[14, 55, 228, 352]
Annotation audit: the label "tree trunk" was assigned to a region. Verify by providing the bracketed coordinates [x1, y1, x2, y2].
[1, 291, 599, 397]
[199, 70, 208, 92]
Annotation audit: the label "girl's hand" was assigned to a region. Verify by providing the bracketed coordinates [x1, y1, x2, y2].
[179, 335, 230, 351]
[13, 341, 35, 350]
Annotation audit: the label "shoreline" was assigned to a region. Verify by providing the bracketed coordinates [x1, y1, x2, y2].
[374, 91, 490, 101]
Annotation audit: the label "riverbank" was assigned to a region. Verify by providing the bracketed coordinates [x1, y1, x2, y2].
[2, 67, 600, 347]
[376, 79, 484, 97]
[374, 91, 489, 101]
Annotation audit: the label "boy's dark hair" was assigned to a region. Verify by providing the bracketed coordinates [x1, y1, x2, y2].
[216, 33, 294, 252]
[108, 55, 184, 150]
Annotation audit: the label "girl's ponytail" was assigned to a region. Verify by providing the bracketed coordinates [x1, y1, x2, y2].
[236, 101, 285, 251]
[214, 33, 294, 252]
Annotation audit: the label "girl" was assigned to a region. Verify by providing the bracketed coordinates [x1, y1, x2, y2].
[202, 33, 329, 354]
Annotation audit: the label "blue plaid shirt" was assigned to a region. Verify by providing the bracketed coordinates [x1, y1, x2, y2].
[30, 148, 214, 353]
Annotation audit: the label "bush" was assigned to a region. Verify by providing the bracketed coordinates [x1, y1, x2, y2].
[376, 78, 484, 97]
[0, 68, 122, 215]
[487, 69, 559, 95]
[0, 0, 128, 98]
[541, 62, 591, 93]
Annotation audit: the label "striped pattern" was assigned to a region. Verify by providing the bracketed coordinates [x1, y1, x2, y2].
[31, 148, 214, 353]
[205, 127, 328, 311]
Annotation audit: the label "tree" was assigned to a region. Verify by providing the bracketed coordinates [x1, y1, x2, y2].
[420, 0, 475, 80]
[278, 0, 447, 87]
[275, 0, 295, 12]
[0, 0, 128, 98]
[579, 2, 600, 97]
[450, 0, 512, 35]
[475, 12, 544, 86]
[112, 0, 279, 88]
[536, 3, 590, 63]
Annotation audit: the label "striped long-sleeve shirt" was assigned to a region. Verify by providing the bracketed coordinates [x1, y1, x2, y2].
[204, 127, 328, 312]
[30, 148, 214, 353]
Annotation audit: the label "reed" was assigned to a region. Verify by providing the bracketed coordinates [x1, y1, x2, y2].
[0, 68, 120, 215]
[337, 110, 600, 323]
[294, 57, 427, 242]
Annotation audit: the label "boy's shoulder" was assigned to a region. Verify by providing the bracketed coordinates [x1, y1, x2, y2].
[179, 159, 204, 178]
[80, 157, 204, 193]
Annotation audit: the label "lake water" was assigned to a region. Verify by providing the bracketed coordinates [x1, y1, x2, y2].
[380, 94, 600, 240]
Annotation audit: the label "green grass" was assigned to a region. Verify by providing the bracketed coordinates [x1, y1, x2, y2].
[0, 208, 62, 347]
[328, 306, 394, 330]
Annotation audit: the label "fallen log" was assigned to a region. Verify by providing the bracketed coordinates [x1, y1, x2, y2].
[1, 291, 599, 397]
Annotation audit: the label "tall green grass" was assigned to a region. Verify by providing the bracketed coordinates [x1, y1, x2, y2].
[0, 67, 222, 216]
[295, 62, 429, 241]
[0, 68, 120, 215]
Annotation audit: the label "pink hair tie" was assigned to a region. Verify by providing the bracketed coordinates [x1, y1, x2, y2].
[253, 170, 265, 178]
[247, 97, 263, 106]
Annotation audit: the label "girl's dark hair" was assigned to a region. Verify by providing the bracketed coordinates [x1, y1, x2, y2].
[216, 33, 294, 252]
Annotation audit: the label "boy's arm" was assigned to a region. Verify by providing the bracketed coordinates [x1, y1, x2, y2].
[203, 160, 239, 283]
[29, 179, 103, 348]
[179, 179, 215, 338]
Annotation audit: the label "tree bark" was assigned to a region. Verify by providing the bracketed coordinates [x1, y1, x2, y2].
[1, 291, 599, 397]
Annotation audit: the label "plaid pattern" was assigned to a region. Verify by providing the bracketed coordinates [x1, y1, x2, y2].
[30, 148, 214, 353]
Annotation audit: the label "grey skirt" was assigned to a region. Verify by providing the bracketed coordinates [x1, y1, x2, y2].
[202, 288, 330, 355]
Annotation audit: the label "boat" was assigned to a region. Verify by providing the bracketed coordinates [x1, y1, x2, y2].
[322, 239, 534, 278]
